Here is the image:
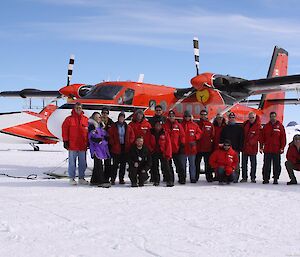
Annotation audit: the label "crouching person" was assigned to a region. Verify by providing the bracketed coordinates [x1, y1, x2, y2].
[128, 136, 152, 187]
[285, 134, 300, 185]
[88, 112, 111, 188]
[209, 140, 238, 185]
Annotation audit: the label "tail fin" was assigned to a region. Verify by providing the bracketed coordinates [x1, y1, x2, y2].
[259, 46, 288, 122]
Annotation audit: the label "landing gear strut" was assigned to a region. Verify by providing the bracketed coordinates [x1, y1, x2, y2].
[30, 143, 40, 151]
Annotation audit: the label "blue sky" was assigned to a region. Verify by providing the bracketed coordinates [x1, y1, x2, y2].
[1, 0, 300, 124]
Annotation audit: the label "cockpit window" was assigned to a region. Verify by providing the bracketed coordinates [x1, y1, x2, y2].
[82, 85, 123, 100]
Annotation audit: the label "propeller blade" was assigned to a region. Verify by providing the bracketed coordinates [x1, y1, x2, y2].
[67, 54, 75, 86]
[193, 37, 199, 75]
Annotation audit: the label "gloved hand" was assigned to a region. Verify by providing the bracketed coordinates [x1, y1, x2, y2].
[63, 141, 69, 150]
[178, 143, 185, 154]
[189, 142, 196, 147]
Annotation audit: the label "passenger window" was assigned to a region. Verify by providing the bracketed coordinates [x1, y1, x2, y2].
[123, 88, 135, 105]
[149, 100, 156, 110]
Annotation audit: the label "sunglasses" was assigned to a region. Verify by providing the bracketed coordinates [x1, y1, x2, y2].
[200, 113, 207, 116]
[224, 144, 230, 147]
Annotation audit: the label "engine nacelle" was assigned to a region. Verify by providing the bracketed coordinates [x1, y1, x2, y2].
[59, 84, 93, 99]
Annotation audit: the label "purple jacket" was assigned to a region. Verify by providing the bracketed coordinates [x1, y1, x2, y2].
[88, 125, 110, 160]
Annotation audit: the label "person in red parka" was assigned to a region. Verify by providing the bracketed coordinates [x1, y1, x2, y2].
[109, 111, 135, 185]
[285, 134, 300, 185]
[213, 113, 227, 150]
[164, 110, 186, 184]
[260, 111, 286, 184]
[181, 110, 202, 183]
[209, 139, 239, 185]
[240, 112, 261, 183]
[129, 109, 151, 142]
[195, 109, 215, 182]
[145, 118, 173, 187]
[62, 102, 89, 185]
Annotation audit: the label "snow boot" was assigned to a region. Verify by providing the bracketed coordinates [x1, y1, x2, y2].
[78, 178, 89, 185]
[69, 178, 77, 185]
[287, 180, 297, 185]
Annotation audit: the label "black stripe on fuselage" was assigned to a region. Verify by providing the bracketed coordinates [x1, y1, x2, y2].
[59, 103, 148, 113]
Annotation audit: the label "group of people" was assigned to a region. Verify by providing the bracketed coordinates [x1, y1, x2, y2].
[61, 102, 300, 187]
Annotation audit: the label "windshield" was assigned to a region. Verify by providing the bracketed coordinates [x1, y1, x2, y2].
[82, 85, 123, 100]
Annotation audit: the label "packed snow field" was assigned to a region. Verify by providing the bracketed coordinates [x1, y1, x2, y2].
[0, 140, 300, 257]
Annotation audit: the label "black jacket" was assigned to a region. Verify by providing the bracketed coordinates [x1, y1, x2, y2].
[128, 145, 152, 171]
[220, 123, 244, 152]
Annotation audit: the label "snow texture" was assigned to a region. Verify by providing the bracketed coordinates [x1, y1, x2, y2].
[0, 126, 300, 257]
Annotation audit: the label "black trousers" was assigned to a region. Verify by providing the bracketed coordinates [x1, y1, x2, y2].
[169, 153, 184, 178]
[195, 152, 213, 182]
[111, 145, 127, 182]
[104, 158, 112, 181]
[241, 153, 257, 180]
[152, 152, 173, 184]
[90, 157, 108, 184]
[128, 166, 149, 185]
[262, 153, 281, 181]
[285, 160, 298, 182]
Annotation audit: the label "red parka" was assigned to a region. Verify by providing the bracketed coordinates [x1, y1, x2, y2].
[261, 120, 286, 154]
[286, 142, 300, 171]
[242, 116, 261, 155]
[209, 146, 238, 176]
[129, 119, 151, 140]
[212, 118, 226, 150]
[181, 119, 202, 155]
[108, 122, 135, 154]
[197, 119, 214, 152]
[164, 119, 186, 154]
[145, 128, 172, 160]
[62, 109, 88, 151]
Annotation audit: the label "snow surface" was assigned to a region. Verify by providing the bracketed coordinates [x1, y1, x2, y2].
[0, 128, 300, 257]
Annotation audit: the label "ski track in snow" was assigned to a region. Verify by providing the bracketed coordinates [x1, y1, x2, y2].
[0, 137, 300, 257]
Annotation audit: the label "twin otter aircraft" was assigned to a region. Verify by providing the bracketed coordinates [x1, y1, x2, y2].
[1, 38, 300, 150]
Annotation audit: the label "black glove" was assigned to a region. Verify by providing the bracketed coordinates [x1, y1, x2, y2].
[63, 141, 69, 150]
[178, 143, 185, 154]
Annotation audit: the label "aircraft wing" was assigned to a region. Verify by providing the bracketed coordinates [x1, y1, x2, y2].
[240, 98, 300, 106]
[225, 74, 300, 99]
[0, 88, 61, 98]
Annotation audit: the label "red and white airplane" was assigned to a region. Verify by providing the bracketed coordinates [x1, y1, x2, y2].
[1, 38, 300, 150]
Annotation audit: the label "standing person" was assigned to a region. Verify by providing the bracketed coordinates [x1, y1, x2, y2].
[195, 109, 215, 182]
[164, 110, 186, 184]
[260, 112, 286, 184]
[101, 107, 114, 184]
[209, 140, 239, 185]
[240, 112, 261, 183]
[181, 110, 202, 183]
[128, 136, 152, 187]
[109, 111, 135, 185]
[285, 134, 300, 185]
[148, 105, 167, 127]
[129, 109, 151, 140]
[145, 118, 173, 187]
[62, 102, 89, 185]
[220, 112, 243, 183]
[88, 112, 111, 188]
[213, 113, 227, 150]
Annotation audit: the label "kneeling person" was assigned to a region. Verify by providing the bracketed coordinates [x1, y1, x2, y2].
[285, 134, 300, 185]
[128, 136, 152, 187]
[209, 140, 238, 185]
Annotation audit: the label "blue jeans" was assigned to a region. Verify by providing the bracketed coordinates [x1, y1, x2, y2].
[217, 167, 235, 183]
[68, 151, 87, 179]
[181, 155, 196, 181]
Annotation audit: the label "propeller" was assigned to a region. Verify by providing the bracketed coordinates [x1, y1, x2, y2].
[67, 54, 75, 87]
[193, 37, 200, 76]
